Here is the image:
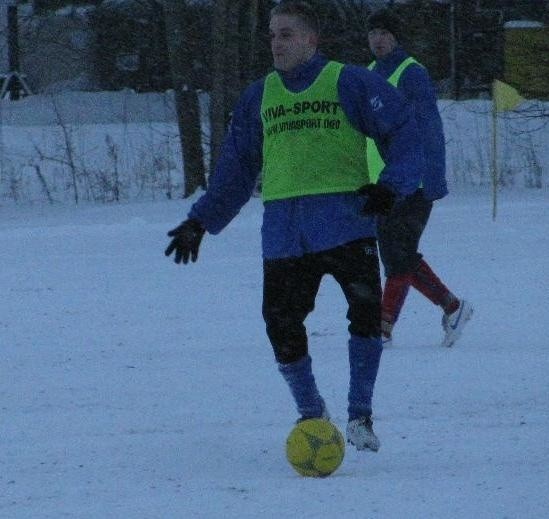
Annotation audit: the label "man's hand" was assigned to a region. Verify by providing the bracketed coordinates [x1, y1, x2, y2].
[359, 183, 396, 216]
[164, 219, 205, 264]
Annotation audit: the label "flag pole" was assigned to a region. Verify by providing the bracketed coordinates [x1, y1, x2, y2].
[490, 80, 525, 220]
[491, 97, 498, 221]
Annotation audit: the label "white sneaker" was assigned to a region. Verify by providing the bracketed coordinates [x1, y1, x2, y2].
[346, 417, 380, 452]
[441, 299, 473, 347]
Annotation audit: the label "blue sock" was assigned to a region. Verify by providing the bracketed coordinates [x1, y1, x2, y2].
[278, 355, 323, 419]
[348, 334, 383, 421]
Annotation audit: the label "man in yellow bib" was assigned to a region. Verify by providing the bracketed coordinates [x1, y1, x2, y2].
[165, 1, 424, 452]
[366, 8, 473, 348]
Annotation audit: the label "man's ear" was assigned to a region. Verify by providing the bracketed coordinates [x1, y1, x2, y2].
[309, 33, 319, 47]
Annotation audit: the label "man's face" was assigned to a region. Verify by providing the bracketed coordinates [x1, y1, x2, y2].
[269, 14, 317, 72]
[368, 28, 397, 59]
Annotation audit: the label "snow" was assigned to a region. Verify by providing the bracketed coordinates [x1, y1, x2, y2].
[504, 20, 545, 29]
[1, 93, 547, 205]
[2, 186, 549, 518]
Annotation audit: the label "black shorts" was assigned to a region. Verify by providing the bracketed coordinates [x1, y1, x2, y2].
[377, 190, 433, 277]
[262, 238, 381, 364]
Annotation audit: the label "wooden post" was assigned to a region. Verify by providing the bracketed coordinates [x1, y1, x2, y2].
[491, 102, 498, 221]
[7, 5, 19, 100]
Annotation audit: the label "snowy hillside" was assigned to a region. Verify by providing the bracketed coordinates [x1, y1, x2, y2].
[2, 188, 549, 518]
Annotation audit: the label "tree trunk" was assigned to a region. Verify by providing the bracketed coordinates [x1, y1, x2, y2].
[163, 0, 206, 197]
[210, 0, 261, 169]
[238, 0, 260, 85]
[209, 0, 230, 170]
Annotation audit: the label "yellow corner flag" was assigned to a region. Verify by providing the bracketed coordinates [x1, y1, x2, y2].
[492, 80, 525, 112]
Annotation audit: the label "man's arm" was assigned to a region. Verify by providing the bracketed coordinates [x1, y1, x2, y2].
[338, 64, 423, 197]
[188, 80, 264, 234]
[400, 65, 448, 200]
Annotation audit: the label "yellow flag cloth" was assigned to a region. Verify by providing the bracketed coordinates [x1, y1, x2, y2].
[493, 80, 525, 112]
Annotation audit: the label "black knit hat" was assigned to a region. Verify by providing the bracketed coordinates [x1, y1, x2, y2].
[367, 9, 402, 41]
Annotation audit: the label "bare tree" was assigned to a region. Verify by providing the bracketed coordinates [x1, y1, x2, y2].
[163, 0, 206, 197]
[210, 0, 262, 168]
[209, 0, 232, 169]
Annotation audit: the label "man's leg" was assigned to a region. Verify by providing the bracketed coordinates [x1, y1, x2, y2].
[379, 192, 472, 346]
[412, 258, 474, 347]
[325, 238, 382, 451]
[262, 256, 325, 420]
[378, 192, 433, 342]
[380, 273, 412, 341]
[410, 259, 460, 314]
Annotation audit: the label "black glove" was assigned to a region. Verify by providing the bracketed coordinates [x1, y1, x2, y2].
[164, 219, 205, 264]
[358, 183, 396, 216]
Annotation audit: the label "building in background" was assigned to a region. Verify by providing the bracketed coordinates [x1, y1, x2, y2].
[504, 20, 549, 100]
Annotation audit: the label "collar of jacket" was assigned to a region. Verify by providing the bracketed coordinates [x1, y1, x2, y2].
[374, 46, 410, 76]
[274, 53, 329, 92]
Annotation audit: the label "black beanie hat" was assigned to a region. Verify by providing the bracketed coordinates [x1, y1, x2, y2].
[367, 9, 402, 41]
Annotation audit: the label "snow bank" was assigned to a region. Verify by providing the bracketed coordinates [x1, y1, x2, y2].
[0, 91, 547, 203]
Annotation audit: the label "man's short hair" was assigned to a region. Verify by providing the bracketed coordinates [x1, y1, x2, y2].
[270, 1, 320, 36]
[367, 8, 403, 42]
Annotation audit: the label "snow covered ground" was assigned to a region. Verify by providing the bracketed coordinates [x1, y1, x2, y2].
[1, 187, 549, 518]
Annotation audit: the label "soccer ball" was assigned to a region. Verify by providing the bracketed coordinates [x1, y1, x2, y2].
[286, 418, 345, 477]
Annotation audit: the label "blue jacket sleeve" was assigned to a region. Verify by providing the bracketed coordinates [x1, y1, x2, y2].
[188, 80, 264, 234]
[338, 64, 423, 197]
[399, 65, 448, 200]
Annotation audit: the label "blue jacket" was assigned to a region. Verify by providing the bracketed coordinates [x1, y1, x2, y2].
[370, 47, 448, 201]
[189, 53, 424, 259]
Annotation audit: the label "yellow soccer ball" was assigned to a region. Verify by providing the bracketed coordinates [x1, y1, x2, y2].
[286, 418, 345, 477]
